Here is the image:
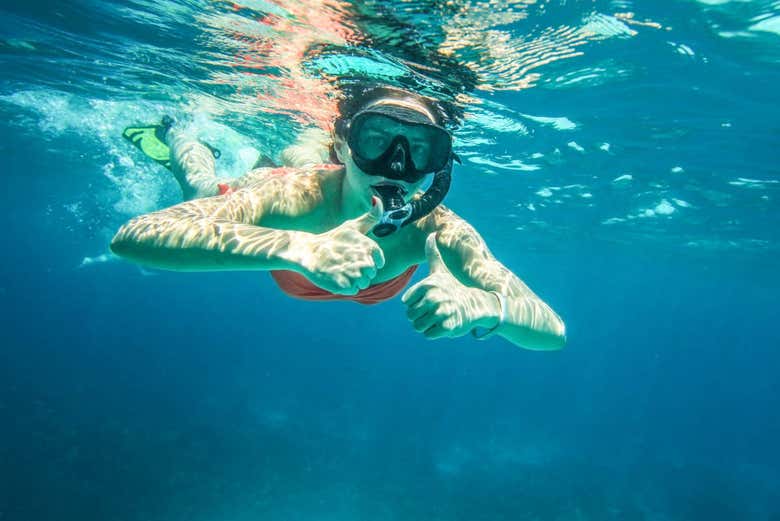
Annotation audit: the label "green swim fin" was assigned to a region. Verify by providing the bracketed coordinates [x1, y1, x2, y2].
[122, 116, 174, 171]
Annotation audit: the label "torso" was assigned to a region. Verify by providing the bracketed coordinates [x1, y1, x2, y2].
[240, 165, 428, 285]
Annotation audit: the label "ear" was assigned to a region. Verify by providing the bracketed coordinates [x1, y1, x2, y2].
[332, 135, 349, 164]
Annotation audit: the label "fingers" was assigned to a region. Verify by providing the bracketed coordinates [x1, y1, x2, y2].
[405, 289, 437, 321]
[405, 300, 427, 323]
[340, 243, 382, 291]
[357, 277, 371, 291]
[354, 267, 374, 291]
[411, 308, 454, 340]
[343, 261, 377, 281]
[423, 324, 448, 340]
[413, 310, 440, 333]
[425, 233, 446, 273]
[328, 273, 356, 295]
[401, 279, 438, 306]
[405, 286, 447, 332]
[401, 284, 422, 306]
[351, 196, 384, 235]
[403, 280, 464, 340]
[334, 265, 375, 294]
[370, 242, 386, 270]
[308, 232, 384, 296]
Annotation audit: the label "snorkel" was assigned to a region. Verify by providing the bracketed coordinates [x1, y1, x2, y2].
[370, 156, 455, 237]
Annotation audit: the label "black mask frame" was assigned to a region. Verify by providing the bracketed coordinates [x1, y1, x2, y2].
[344, 111, 453, 183]
[335, 106, 460, 237]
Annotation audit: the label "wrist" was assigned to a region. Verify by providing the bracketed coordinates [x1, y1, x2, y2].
[271, 229, 317, 273]
[471, 290, 506, 340]
[475, 290, 501, 328]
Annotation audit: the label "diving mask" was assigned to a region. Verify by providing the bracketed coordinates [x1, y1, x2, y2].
[345, 109, 453, 183]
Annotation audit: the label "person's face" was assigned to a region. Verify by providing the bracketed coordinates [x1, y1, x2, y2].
[335, 129, 429, 205]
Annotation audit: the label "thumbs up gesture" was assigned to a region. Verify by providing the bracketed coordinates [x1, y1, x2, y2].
[402, 234, 493, 339]
[298, 197, 386, 295]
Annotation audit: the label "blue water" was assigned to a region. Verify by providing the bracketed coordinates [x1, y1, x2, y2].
[2, 1, 779, 520]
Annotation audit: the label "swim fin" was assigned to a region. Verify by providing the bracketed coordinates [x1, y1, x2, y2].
[122, 115, 175, 171]
[123, 115, 222, 171]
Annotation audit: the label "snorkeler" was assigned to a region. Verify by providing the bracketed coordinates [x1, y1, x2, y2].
[111, 87, 566, 350]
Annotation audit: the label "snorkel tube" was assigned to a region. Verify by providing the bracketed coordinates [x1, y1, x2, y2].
[371, 156, 455, 238]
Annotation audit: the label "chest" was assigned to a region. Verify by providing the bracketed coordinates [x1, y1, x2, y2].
[371, 226, 427, 284]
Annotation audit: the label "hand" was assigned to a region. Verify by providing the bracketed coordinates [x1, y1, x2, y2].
[402, 234, 498, 340]
[299, 197, 386, 295]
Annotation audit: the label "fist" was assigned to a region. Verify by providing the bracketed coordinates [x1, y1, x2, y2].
[300, 197, 386, 295]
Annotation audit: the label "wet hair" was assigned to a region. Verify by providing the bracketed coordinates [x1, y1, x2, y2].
[329, 83, 461, 163]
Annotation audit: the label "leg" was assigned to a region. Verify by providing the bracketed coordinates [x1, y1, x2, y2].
[168, 130, 227, 200]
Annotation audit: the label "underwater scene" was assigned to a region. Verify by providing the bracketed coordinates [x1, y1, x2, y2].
[1, 0, 779, 519]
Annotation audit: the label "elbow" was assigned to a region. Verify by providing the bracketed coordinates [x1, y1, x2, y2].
[552, 318, 567, 350]
[109, 233, 121, 255]
[519, 317, 566, 351]
[109, 228, 129, 257]
[109, 223, 143, 261]
[543, 317, 567, 351]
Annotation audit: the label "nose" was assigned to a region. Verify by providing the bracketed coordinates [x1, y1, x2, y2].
[390, 143, 405, 173]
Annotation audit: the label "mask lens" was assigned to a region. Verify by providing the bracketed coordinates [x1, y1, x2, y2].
[353, 117, 392, 160]
[349, 113, 451, 173]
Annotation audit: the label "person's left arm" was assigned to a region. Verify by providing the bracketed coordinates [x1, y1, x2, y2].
[402, 206, 566, 350]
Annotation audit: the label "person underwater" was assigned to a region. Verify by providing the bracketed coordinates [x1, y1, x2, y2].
[112, 87, 566, 350]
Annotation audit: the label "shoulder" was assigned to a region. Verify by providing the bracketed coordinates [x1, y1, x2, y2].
[415, 204, 477, 237]
[238, 165, 344, 214]
[414, 204, 488, 253]
[242, 164, 342, 189]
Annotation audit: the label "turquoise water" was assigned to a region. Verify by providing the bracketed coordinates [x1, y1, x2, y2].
[1, 1, 779, 520]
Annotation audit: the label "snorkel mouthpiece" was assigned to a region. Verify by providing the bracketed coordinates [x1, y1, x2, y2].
[371, 184, 412, 238]
[370, 156, 455, 238]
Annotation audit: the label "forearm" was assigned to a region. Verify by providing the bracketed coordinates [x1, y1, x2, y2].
[110, 214, 311, 272]
[457, 255, 566, 350]
[474, 287, 566, 350]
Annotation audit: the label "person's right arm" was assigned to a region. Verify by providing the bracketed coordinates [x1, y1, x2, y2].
[110, 181, 314, 271]
[110, 174, 386, 295]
